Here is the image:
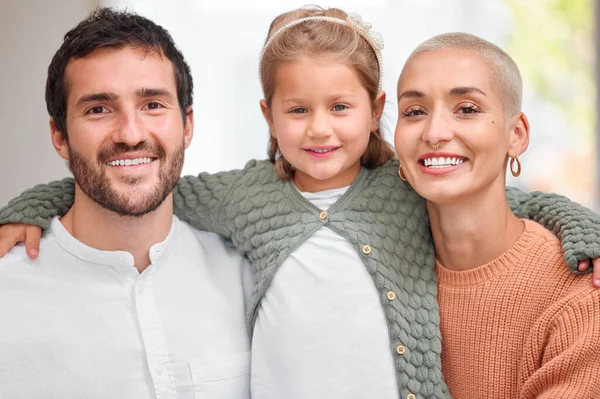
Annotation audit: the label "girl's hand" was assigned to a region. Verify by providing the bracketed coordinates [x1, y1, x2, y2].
[578, 259, 600, 288]
[0, 224, 41, 259]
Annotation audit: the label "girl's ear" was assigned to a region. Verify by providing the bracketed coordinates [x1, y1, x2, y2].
[50, 118, 69, 161]
[507, 112, 530, 158]
[371, 91, 386, 132]
[260, 100, 276, 138]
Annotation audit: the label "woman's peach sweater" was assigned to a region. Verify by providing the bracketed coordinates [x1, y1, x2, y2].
[437, 219, 600, 399]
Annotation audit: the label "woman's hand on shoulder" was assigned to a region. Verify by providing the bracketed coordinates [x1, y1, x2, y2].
[0, 223, 41, 259]
[578, 259, 600, 288]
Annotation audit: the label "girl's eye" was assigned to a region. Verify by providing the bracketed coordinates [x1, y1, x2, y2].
[291, 108, 308, 114]
[332, 104, 347, 112]
[143, 102, 164, 110]
[403, 107, 425, 117]
[87, 106, 108, 114]
[457, 104, 481, 114]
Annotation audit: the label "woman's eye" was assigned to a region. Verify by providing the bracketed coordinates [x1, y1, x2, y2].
[403, 107, 425, 117]
[458, 104, 480, 114]
[291, 108, 308, 114]
[332, 104, 347, 112]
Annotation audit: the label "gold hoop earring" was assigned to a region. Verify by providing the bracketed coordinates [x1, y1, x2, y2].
[398, 165, 407, 181]
[510, 155, 521, 177]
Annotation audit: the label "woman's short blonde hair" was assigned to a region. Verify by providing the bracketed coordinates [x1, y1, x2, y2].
[404, 32, 523, 119]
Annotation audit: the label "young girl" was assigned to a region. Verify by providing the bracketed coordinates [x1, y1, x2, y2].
[1, 7, 600, 399]
[394, 32, 600, 398]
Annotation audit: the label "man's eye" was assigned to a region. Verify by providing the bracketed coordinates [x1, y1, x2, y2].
[144, 102, 163, 110]
[88, 106, 107, 114]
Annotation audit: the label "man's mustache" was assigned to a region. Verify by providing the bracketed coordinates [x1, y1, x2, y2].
[97, 142, 166, 162]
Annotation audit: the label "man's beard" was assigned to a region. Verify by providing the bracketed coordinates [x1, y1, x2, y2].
[67, 141, 184, 217]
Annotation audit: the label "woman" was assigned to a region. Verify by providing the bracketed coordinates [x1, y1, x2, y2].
[395, 32, 600, 398]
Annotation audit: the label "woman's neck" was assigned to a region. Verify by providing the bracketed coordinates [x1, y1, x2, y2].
[427, 184, 525, 271]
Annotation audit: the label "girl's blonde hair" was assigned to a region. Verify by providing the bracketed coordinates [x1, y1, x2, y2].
[260, 6, 395, 179]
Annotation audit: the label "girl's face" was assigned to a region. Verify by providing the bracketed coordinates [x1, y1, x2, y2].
[262, 55, 384, 192]
[394, 48, 528, 205]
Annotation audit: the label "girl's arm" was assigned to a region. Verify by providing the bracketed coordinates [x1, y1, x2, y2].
[0, 160, 265, 252]
[507, 187, 600, 275]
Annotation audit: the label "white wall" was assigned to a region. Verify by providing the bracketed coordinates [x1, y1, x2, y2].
[1, 1, 595, 209]
[0, 0, 97, 205]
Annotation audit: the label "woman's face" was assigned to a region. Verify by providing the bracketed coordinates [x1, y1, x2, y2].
[394, 48, 526, 205]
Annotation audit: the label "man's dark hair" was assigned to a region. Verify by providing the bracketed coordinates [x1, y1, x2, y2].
[46, 7, 193, 138]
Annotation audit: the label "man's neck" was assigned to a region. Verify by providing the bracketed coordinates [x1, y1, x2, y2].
[60, 186, 174, 273]
[427, 182, 525, 271]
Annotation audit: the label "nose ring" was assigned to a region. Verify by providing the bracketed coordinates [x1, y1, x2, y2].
[429, 142, 441, 151]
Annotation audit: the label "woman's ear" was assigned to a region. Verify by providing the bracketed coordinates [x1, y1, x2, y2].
[507, 112, 530, 158]
[371, 91, 386, 132]
[260, 100, 276, 139]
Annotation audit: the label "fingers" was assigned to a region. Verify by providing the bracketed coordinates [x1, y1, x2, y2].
[592, 258, 600, 288]
[24, 225, 42, 259]
[0, 224, 26, 257]
[578, 259, 591, 272]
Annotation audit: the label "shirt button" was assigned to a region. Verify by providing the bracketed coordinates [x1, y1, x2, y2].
[319, 210, 328, 220]
[386, 291, 396, 301]
[407, 394, 416, 399]
[396, 345, 406, 355]
[362, 245, 372, 255]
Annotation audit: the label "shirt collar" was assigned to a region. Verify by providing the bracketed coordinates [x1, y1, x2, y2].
[48, 216, 178, 269]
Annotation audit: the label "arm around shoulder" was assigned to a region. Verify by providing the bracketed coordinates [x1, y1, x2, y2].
[0, 178, 75, 231]
[172, 159, 269, 238]
[506, 187, 600, 271]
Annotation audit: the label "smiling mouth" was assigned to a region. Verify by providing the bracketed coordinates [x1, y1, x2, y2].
[106, 157, 157, 166]
[420, 156, 467, 168]
[305, 148, 338, 154]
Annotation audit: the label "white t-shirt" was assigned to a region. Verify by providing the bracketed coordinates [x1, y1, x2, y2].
[0, 216, 253, 399]
[251, 186, 399, 399]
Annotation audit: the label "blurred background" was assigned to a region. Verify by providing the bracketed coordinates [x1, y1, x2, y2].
[1, 0, 597, 209]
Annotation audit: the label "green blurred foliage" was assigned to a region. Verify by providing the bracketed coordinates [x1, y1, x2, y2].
[504, 0, 594, 139]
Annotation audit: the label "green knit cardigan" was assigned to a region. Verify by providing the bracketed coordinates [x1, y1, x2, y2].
[1, 159, 600, 399]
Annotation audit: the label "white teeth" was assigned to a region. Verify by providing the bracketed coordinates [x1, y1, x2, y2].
[310, 148, 334, 153]
[107, 157, 153, 166]
[422, 157, 465, 168]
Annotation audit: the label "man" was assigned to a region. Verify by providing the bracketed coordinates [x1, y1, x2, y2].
[0, 8, 252, 399]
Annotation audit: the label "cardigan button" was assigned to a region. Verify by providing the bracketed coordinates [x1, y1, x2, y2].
[319, 210, 328, 220]
[386, 291, 396, 301]
[407, 394, 416, 399]
[362, 245, 372, 255]
[396, 345, 406, 355]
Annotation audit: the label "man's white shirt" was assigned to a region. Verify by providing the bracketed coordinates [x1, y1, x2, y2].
[0, 216, 253, 399]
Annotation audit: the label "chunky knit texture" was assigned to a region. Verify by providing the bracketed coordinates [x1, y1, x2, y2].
[1, 159, 600, 398]
[437, 220, 600, 398]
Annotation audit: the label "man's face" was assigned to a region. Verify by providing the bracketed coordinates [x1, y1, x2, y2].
[53, 46, 192, 216]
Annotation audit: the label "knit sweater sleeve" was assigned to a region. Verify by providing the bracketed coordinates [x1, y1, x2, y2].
[0, 160, 264, 238]
[171, 161, 261, 239]
[517, 287, 600, 398]
[0, 178, 75, 231]
[506, 187, 600, 271]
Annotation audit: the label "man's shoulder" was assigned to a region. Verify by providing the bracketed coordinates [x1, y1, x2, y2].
[175, 218, 242, 255]
[0, 234, 57, 269]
